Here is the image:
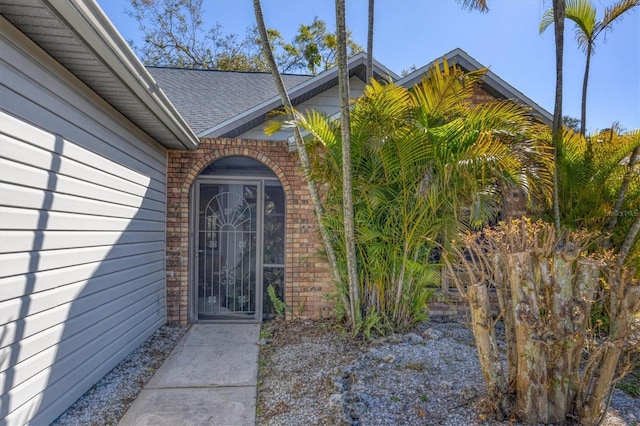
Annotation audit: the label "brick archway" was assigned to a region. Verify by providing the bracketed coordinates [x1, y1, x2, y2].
[166, 138, 331, 325]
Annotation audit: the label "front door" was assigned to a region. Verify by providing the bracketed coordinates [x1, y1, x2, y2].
[196, 181, 260, 321]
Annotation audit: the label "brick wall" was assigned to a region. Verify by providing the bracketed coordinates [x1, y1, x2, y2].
[428, 290, 499, 321]
[166, 138, 332, 325]
[471, 84, 495, 105]
[165, 85, 533, 324]
[502, 187, 529, 220]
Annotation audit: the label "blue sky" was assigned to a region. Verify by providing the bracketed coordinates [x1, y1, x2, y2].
[96, 0, 639, 132]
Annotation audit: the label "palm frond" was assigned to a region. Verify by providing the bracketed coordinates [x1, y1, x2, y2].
[308, 56, 557, 331]
[410, 58, 485, 123]
[351, 79, 412, 150]
[263, 108, 294, 135]
[557, 126, 640, 233]
[539, 7, 556, 34]
[566, 0, 597, 51]
[600, 0, 640, 35]
[457, 0, 488, 12]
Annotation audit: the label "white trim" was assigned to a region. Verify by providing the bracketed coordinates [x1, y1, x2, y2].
[199, 52, 399, 138]
[0, 16, 164, 155]
[397, 48, 552, 125]
[44, 0, 199, 149]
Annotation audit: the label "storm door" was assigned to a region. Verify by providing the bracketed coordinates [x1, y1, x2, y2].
[196, 182, 260, 320]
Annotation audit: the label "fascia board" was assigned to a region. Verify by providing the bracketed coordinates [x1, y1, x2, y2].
[371, 57, 400, 81]
[396, 48, 552, 125]
[477, 68, 553, 125]
[46, 0, 199, 150]
[199, 53, 390, 139]
[198, 64, 342, 138]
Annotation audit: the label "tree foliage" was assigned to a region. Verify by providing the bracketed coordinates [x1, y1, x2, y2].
[127, 0, 361, 72]
[554, 127, 640, 266]
[541, 0, 640, 135]
[562, 115, 581, 132]
[283, 16, 362, 74]
[269, 62, 552, 332]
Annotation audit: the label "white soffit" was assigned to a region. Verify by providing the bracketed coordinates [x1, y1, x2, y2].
[0, 0, 199, 150]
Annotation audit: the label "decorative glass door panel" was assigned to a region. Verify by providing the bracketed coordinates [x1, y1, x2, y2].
[262, 182, 286, 318]
[197, 183, 258, 320]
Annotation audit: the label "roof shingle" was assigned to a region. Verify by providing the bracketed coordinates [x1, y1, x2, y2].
[146, 67, 312, 135]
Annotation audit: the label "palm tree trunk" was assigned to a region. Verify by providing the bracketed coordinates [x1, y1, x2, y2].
[552, 0, 566, 232]
[366, 0, 374, 82]
[252, 0, 347, 317]
[336, 0, 361, 330]
[580, 43, 592, 137]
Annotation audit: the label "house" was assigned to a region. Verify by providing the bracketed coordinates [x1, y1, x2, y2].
[0, 0, 551, 424]
[0, 1, 198, 424]
[152, 49, 551, 325]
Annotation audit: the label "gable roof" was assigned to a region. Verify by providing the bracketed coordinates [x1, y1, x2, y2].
[0, 0, 198, 150]
[149, 49, 551, 140]
[146, 68, 312, 135]
[149, 52, 400, 139]
[205, 53, 399, 139]
[398, 48, 553, 125]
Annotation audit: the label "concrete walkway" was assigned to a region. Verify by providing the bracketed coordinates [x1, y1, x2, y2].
[119, 323, 261, 426]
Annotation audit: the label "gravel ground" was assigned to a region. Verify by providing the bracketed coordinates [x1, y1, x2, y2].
[257, 319, 640, 426]
[51, 323, 188, 426]
[51, 319, 638, 425]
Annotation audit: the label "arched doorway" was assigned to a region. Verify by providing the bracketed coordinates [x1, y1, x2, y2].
[191, 157, 285, 322]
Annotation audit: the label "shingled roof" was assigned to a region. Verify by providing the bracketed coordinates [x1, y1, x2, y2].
[147, 49, 551, 141]
[147, 53, 399, 139]
[146, 68, 312, 135]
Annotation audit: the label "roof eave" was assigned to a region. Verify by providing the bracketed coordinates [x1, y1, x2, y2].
[45, 0, 199, 150]
[199, 52, 396, 139]
[397, 48, 552, 125]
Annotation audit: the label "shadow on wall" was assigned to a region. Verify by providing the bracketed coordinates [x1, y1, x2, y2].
[0, 135, 62, 424]
[0, 128, 166, 424]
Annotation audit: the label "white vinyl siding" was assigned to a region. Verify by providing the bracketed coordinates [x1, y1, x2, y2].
[0, 22, 167, 426]
[238, 77, 367, 140]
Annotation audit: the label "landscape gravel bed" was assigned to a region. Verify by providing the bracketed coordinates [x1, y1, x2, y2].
[51, 319, 638, 425]
[257, 319, 640, 426]
[51, 323, 188, 426]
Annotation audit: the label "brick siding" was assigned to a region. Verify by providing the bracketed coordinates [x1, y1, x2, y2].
[166, 85, 529, 324]
[428, 291, 500, 321]
[166, 138, 332, 325]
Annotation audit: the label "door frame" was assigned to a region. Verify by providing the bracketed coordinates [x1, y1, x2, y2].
[189, 176, 264, 323]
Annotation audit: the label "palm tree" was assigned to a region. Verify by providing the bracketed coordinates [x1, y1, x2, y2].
[252, 0, 348, 317]
[550, 0, 566, 231]
[335, 0, 361, 331]
[541, 0, 640, 136]
[556, 128, 639, 225]
[271, 61, 552, 331]
[557, 127, 640, 264]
